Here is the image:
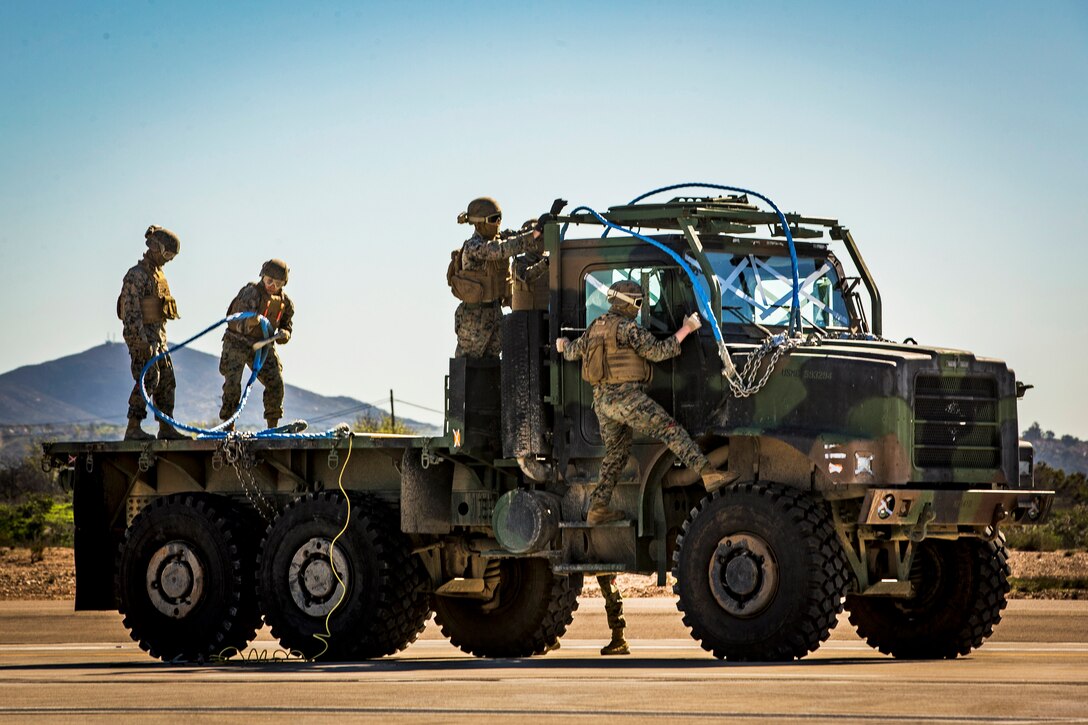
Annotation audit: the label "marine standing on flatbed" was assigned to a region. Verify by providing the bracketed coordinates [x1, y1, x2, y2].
[219, 259, 294, 430]
[116, 225, 188, 441]
[556, 280, 735, 524]
[448, 197, 544, 358]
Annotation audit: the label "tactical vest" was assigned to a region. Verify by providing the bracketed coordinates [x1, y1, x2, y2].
[118, 265, 178, 324]
[226, 287, 286, 339]
[262, 294, 286, 329]
[581, 315, 652, 385]
[448, 245, 508, 304]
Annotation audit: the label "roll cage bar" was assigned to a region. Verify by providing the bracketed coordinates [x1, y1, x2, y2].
[557, 194, 882, 336]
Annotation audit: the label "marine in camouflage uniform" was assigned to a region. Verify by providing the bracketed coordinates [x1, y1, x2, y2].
[557, 281, 735, 525]
[117, 226, 189, 441]
[219, 259, 295, 429]
[597, 574, 630, 655]
[449, 197, 543, 358]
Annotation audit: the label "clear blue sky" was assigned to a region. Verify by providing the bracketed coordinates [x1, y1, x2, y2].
[2, 1, 1086, 436]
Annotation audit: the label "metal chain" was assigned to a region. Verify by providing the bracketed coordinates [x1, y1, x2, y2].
[217, 435, 278, 523]
[726, 323, 890, 398]
[725, 334, 805, 398]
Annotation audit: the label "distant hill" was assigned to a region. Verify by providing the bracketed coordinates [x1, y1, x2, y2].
[0, 343, 436, 452]
[1025, 423, 1088, 477]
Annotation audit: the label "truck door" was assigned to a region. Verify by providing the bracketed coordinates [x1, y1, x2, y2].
[562, 263, 705, 454]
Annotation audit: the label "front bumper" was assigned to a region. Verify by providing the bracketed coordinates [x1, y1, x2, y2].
[859, 488, 1054, 528]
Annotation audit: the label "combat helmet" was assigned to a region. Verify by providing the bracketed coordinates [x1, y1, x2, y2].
[145, 225, 181, 255]
[607, 280, 644, 317]
[457, 197, 502, 226]
[260, 258, 290, 285]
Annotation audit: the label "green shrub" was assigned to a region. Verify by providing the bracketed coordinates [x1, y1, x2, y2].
[1046, 505, 1088, 550]
[1004, 525, 1063, 552]
[0, 494, 74, 560]
[352, 413, 414, 434]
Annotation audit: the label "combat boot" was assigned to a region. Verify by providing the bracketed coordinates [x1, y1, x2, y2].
[600, 628, 630, 656]
[587, 502, 625, 526]
[157, 421, 190, 440]
[701, 468, 739, 493]
[265, 418, 279, 430]
[124, 419, 154, 441]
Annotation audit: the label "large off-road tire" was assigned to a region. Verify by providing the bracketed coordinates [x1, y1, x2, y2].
[434, 559, 582, 657]
[257, 491, 430, 660]
[672, 482, 849, 661]
[115, 493, 262, 662]
[846, 536, 1010, 659]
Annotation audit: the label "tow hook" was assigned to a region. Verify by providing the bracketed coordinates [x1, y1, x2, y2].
[907, 502, 935, 543]
[1026, 496, 1042, 521]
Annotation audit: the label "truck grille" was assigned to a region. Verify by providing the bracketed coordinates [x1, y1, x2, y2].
[913, 375, 1000, 468]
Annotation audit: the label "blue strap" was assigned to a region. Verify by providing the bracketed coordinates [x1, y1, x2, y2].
[568, 206, 726, 348]
[596, 182, 802, 334]
[139, 312, 343, 439]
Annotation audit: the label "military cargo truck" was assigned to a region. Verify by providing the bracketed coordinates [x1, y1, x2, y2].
[43, 191, 1053, 663]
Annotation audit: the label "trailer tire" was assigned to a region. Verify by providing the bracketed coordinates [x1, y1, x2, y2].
[672, 482, 849, 661]
[846, 536, 1010, 659]
[115, 493, 262, 662]
[434, 559, 582, 657]
[258, 491, 430, 660]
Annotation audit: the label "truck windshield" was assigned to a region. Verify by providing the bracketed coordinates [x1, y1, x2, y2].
[705, 252, 850, 329]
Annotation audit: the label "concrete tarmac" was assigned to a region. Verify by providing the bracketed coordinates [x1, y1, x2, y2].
[1, 598, 1086, 723]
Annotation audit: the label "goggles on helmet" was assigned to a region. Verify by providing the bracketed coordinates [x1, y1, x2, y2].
[607, 289, 644, 308]
[154, 241, 177, 261]
[457, 211, 503, 225]
[262, 275, 285, 291]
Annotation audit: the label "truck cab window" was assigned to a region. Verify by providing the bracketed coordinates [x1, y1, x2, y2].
[584, 267, 672, 331]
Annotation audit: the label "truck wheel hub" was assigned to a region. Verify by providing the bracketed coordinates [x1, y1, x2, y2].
[708, 534, 778, 617]
[146, 541, 204, 618]
[289, 537, 350, 617]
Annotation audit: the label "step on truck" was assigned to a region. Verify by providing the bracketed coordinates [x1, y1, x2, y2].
[43, 189, 1054, 663]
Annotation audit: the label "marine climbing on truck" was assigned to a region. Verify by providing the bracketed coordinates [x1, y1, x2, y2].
[43, 183, 1054, 663]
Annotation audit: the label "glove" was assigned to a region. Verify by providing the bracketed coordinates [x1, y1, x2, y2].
[682, 312, 702, 332]
[555, 337, 569, 353]
[275, 329, 291, 345]
[534, 198, 568, 232]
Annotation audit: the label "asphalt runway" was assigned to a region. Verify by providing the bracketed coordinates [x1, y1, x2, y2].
[1, 599, 1086, 723]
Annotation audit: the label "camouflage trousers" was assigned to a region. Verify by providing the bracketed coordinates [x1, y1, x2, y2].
[219, 338, 284, 421]
[597, 574, 626, 631]
[126, 339, 175, 421]
[591, 382, 709, 506]
[454, 302, 502, 358]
